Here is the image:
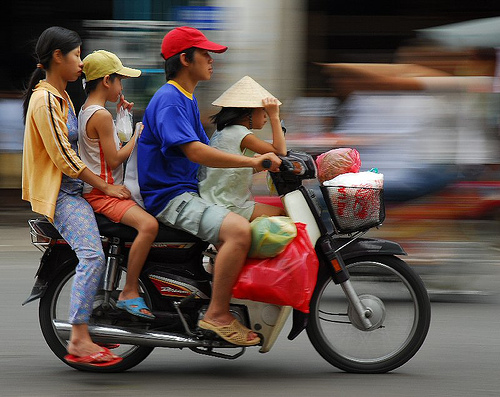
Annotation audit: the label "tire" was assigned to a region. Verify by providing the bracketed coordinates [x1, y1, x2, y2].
[307, 255, 431, 373]
[39, 262, 154, 373]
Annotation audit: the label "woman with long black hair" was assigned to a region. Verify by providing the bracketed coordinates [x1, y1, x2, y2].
[22, 26, 129, 367]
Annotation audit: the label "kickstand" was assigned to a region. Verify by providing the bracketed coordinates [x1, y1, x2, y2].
[288, 309, 309, 340]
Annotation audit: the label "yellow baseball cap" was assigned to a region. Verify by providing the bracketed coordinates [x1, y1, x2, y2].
[83, 50, 141, 82]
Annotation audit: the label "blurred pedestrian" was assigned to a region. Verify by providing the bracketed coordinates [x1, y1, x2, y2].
[198, 75, 286, 220]
[22, 26, 129, 366]
[138, 26, 280, 346]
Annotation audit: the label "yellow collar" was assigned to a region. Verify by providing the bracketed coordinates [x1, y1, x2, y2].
[34, 80, 65, 99]
[167, 80, 193, 100]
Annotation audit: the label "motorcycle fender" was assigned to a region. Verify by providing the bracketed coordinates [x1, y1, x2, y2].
[22, 245, 77, 305]
[333, 237, 407, 260]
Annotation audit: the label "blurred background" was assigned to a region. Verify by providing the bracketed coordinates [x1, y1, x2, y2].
[2, 0, 500, 298]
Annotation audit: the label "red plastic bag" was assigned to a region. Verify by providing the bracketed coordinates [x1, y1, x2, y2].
[316, 148, 361, 184]
[232, 223, 319, 313]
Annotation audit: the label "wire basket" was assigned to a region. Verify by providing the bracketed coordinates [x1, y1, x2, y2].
[320, 185, 385, 234]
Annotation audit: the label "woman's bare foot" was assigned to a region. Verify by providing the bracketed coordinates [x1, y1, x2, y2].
[67, 324, 116, 357]
[67, 339, 104, 357]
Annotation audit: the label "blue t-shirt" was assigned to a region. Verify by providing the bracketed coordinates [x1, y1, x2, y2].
[138, 81, 209, 216]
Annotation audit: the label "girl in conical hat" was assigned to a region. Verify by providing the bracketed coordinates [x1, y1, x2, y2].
[198, 76, 287, 220]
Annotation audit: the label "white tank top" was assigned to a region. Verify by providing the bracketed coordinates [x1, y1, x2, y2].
[78, 105, 124, 194]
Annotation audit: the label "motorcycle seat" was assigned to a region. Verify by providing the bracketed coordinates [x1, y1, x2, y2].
[30, 213, 202, 244]
[95, 214, 202, 243]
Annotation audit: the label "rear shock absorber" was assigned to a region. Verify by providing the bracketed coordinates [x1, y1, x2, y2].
[102, 237, 122, 309]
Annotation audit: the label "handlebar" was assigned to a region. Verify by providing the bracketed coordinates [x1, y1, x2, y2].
[262, 159, 272, 169]
[260, 151, 317, 195]
[261, 157, 304, 175]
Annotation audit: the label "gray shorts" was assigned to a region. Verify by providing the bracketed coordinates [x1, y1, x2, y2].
[156, 192, 230, 245]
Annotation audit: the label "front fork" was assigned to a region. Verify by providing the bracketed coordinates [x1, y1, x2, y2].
[318, 235, 374, 330]
[101, 237, 123, 310]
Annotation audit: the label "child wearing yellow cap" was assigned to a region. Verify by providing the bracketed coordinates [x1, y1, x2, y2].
[79, 50, 158, 320]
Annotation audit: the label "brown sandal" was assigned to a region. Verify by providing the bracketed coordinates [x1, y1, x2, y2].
[198, 319, 260, 346]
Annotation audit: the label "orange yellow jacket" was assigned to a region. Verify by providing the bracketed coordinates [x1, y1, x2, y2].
[22, 81, 87, 222]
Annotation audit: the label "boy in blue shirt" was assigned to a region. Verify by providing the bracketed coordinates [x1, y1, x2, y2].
[138, 27, 281, 346]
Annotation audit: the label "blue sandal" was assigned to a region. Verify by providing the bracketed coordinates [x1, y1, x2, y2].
[116, 297, 155, 320]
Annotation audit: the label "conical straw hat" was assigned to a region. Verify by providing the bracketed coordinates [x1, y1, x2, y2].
[212, 76, 282, 107]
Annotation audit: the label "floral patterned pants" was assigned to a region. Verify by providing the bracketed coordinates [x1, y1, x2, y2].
[53, 191, 105, 324]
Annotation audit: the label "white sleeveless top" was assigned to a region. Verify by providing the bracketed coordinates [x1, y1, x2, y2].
[78, 105, 124, 194]
[198, 125, 255, 220]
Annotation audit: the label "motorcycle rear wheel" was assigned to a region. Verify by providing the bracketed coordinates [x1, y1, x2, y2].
[39, 264, 154, 372]
[307, 255, 431, 373]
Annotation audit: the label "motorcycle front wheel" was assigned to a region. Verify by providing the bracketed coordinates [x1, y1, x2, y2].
[39, 263, 154, 373]
[307, 255, 431, 373]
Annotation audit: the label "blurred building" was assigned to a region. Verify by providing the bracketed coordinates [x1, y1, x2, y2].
[2, 0, 500, 189]
[2, 1, 500, 294]
[81, 0, 306, 134]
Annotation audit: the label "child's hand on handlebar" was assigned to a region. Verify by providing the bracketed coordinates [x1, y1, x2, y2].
[253, 152, 281, 172]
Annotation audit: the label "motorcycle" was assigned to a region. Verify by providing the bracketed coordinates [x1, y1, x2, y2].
[23, 150, 431, 373]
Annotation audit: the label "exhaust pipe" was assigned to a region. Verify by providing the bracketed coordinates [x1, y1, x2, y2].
[54, 320, 206, 348]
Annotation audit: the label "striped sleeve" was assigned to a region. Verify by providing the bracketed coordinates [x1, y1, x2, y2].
[33, 91, 87, 178]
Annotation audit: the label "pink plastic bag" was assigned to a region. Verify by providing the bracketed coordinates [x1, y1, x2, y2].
[316, 148, 361, 184]
[232, 223, 319, 313]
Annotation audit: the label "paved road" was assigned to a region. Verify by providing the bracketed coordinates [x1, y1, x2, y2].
[1, 219, 500, 397]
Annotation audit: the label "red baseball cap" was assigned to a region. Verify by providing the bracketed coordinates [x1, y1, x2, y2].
[161, 26, 228, 59]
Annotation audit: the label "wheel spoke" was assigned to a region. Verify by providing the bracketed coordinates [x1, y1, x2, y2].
[318, 309, 350, 324]
[307, 255, 431, 373]
[49, 267, 150, 359]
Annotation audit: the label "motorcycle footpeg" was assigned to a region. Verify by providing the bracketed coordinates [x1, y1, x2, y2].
[197, 327, 218, 340]
[196, 327, 230, 344]
[195, 328, 246, 350]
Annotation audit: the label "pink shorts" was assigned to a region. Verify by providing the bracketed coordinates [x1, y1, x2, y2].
[84, 189, 137, 223]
